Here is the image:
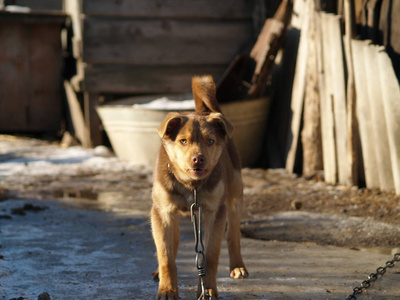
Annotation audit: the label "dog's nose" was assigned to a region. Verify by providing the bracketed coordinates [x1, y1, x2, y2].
[192, 155, 205, 165]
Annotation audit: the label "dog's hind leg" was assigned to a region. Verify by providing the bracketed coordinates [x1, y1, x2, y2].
[151, 205, 180, 300]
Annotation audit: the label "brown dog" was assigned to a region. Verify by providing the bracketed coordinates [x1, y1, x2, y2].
[151, 75, 248, 299]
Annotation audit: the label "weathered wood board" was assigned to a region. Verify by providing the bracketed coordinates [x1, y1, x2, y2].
[84, 65, 226, 94]
[301, 5, 323, 177]
[80, 0, 254, 19]
[248, 18, 284, 98]
[285, 0, 310, 174]
[364, 44, 394, 191]
[352, 39, 380, 189]
[343, 0, 358, 187]
[319, 12, 337, 184]
[64, 80, 88, 147]
[327, 14, 348, 185]
[378, 50, 400, 195]
[82, 18, 254, 65]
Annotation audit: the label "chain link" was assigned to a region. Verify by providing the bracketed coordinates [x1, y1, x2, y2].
[191, 188, 212, 300]
[346, 253, 400, 299]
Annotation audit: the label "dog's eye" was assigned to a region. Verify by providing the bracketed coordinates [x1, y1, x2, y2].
[180, 139, 187, 145]
[207, 139, 214, 146]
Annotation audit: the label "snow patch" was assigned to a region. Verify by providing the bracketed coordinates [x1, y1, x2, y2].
[132, 96, 195, 110]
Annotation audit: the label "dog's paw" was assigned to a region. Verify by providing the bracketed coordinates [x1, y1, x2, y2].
[230, 267, 249, 279]
[157, 288, 179, 300]
[198, 288, 218, 299]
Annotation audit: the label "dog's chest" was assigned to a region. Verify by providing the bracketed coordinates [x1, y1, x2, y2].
[175, 180, 224, 214]
[176, 192, 194, 213]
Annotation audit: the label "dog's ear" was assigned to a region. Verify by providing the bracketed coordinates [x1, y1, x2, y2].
[158, 112, 184, 139]
[207, 112, 234, 139]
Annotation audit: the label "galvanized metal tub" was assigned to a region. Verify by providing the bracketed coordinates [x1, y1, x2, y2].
[97, 95, 270, 167]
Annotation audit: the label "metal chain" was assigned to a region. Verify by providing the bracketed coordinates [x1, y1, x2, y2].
[191, 188, 212, 300]
[346, 252, 400, 299]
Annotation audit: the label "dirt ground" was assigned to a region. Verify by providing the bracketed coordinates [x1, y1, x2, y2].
[1, 135, 399, 251]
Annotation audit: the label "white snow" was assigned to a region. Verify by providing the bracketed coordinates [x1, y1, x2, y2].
[0, 142, 147, 178]
[132, 96, 195, 110]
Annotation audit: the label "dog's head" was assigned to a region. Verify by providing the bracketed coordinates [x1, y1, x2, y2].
[158, 112, 234, 182]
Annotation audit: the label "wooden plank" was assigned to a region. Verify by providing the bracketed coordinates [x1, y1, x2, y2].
[248, 18, 284, 98]
[250, 19, 275, 76]
[319, 12, 337, 184]
[327, 14, 348, 185]
[64, 0, 83, 59]
[352, 39, 380, 189]
[82, 18, 253, 65]
[378, 50, 400, 195]
[364, 44, 394, 191]
[83, 65, 226, 94]
[344, 0, 358, 186]
[285, 0, 310, 174]
[291, 0, 307, 28]
[84, 92, 102, 147]
[81, 0, 253, 19]
[301, 2, 323, 177]
[64, 80, 88, 147]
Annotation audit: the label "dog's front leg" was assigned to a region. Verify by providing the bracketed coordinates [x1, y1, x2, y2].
[151, 205, 180, 300]
[197, 204, 227, 299]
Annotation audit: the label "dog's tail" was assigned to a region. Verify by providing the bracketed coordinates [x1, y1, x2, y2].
[192, 75, 222, 113]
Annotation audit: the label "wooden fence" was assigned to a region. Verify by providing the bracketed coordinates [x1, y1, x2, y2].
[286, 0, 400, 195]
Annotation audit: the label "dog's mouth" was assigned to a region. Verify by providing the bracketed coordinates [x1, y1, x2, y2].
[188, 168, 207, 177]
